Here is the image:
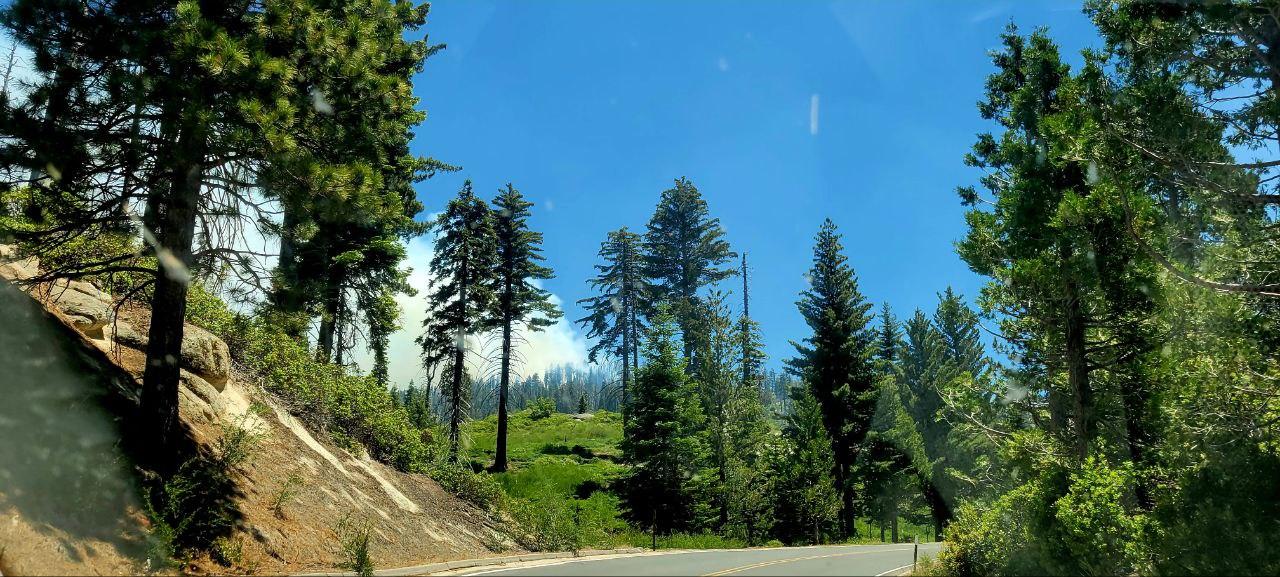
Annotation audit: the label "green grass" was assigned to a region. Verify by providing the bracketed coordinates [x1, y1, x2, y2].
[841, 517, 939, 544]
[494, 455, 626, 500]
[465, 410, 623, 466]
[462, 409, 934, 552]
[616, 531, 751, 550]
[464, 409, 632, 551]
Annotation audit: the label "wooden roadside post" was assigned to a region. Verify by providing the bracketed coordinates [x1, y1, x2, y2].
[914, 535, 919, 573]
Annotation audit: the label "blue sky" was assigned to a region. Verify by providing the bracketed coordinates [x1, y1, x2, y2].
[387, 0, 1105, 381]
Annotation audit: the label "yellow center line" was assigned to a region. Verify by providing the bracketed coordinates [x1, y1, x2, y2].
[700, 547, 913, 576]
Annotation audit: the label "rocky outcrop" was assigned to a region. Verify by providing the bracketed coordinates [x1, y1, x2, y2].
[0, 255, 39, 281]
[179, 324, 231, 389]
[0, 243, 231, 389]
[47, 280, 115, 338]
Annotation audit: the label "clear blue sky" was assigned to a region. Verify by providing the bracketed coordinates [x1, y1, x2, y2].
[404, 0, 1102, 372]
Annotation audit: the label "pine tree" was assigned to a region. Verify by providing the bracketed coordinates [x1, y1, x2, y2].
[402, 381, 432, 430]
[957, 26, 1160, 463]
[786, 219, 878, 537]
[897, 310, 953, 540]
[0, 0, 364, 466]
[643, 177, 737, 368]
[696, 290, 741, 529]
[420, 181, 497, 461]
[263, 0, 446, 361]
[726, 311, 773, 541]
[487, 183, 561, 472]
[577, 227, 645, 423]
[739, 253, 766, 388]
[771, 384, 842, 544]
[618, 304, 707, 534]
[933, 288, 985, 380]
[864, 378, 927, 543]
[876, 303, 903, 375]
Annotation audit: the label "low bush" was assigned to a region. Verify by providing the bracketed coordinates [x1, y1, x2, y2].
[185, 289, 431, 474]
[142, 418, 259, 567]
[336, 514, 375, 577]
[430, 462, 504, 511]
[527, 397, 556, 420]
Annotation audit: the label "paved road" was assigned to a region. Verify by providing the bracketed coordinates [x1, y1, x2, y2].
[455, 543, 943, 576]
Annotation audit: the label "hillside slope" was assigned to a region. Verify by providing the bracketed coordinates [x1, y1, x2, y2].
[0, 249, 520, 575]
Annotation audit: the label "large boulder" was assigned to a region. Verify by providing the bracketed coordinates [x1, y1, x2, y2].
[180, 370, 226, 419]
[113, 321, 231, 391]
[0, 256, 39, 281]
[179, 324, 231, 390]
[49, 280, 114, 338]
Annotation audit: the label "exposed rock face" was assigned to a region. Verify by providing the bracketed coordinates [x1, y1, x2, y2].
[179, 324, 231, 390]
[116, 322, 230, 390]
[0, 243, 230, 391]
[0, 256, 39, 281]
[47, 280, 115, 338]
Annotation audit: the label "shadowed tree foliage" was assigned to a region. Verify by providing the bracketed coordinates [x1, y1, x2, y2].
[770, 384, 842, 545]
[618, 304, 707, 534]
[0, 0, 428, 467]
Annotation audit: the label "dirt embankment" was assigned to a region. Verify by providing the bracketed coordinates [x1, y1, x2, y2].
[0, 251, 521, 575]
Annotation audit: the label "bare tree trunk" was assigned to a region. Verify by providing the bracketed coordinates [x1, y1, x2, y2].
[449, 257, 469, 462]
[621, 303, 631, 426]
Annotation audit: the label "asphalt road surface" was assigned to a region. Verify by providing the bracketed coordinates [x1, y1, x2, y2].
[457, 543, 944, 576]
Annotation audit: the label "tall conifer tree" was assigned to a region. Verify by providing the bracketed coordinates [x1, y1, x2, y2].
[577, 227, 646, 422]
[420, 181, 497, 460]
[618, 304, 707, 533]
[786, 219, 878, 537]
[643, 177, 737, 368]
[488, 183, 560, 472]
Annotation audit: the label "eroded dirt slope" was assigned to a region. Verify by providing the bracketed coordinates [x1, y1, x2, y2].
[0, 250, 520, 575]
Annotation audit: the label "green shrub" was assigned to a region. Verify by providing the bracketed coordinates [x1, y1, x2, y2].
[184, 290, 433, 475]
[270, 472, 304, 519]
[215, 414, 264, 470]
[431, 462, 504, 511]
[510, 492, 582, 552]
[141, 416, 263, 566]
[528, 397, 556, 420]
[336, 515, 375, 577]
[211, 536, 244, 567]
[1052, 457, 1149, 575]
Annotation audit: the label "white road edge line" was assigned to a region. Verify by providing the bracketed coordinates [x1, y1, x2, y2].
[875, 562, 915, 576]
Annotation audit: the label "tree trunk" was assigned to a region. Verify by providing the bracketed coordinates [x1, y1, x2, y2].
[839, 464, 856, 538]
[921, 480, 951, 542]
[450, 341, 464, 462]
[139, 112, 204, 472]
[1064, 277, 1093, 460]
[495, 314, 513, 472]
[891, 514, 899, 543]
[1121, 367, 1155, 511]
[621, 291, 631, 426]
[316, 268, 342, 363]
[449, 256, 469, 462]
